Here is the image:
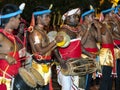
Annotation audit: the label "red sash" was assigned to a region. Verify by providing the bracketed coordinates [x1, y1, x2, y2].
[85, 48, 98, 53]
[0, 52, 21, 79]
[58, 39, 81, 60]
[102, 43, 116, 75]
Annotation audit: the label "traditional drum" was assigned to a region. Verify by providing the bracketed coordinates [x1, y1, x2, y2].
[56, 31, 70, 48]
[47, 31, 57, 42]
[13, 67, 37, 90]
[61, 58, 96, 76]
[29, 67, 45, 86]
[47, 31, 70, 48]
[32, 61, 51, 85]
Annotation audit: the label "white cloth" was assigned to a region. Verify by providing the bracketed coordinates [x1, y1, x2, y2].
[57, 66, 79, 90]
[62, 8, 80, 21]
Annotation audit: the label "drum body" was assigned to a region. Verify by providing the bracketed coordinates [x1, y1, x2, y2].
[29, 67, 45, 86]
[32, 61, 51, 86]
[61, 58, 96, 76]
[13, 68, 37, 90]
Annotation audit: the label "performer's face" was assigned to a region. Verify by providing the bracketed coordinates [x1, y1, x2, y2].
[105, 13, 112, 21]
[11, 15, 21, 29]
[88, 13, 94, 22]
[40, 14, 51, 26]
[66, 14, 79, 27]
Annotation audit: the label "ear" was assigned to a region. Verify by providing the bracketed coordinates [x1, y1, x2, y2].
[37, 15, 40, 19]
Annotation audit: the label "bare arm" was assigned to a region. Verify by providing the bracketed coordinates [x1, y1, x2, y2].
[93, 20, 102, 43]
[53, 48, 67, 69]
[29, 32, 56, 55]
[81, 23, 92, 45]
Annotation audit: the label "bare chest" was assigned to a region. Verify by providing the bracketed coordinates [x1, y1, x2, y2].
[0, 38, 17, 53]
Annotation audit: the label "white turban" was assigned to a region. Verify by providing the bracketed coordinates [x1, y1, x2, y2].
[62, 8, 81, 21]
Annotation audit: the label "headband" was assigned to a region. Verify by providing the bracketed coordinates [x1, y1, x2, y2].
[102, 8, 115, 14]
[33, 9, 51, 16]
[0, 3, 25, 19]
[81, 9, 95, 19]
[114, 5, 120, 14]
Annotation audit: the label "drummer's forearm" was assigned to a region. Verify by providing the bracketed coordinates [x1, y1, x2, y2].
[53, 49, 62, 63]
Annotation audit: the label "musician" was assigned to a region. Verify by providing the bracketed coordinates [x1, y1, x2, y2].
[28, 6, 63, 90]
[79, 6, 101, 90]
[108, 6, 120, 90]
[54, 8, 96, 90]
[0, 3, 25, 90]
[99, 7, 115, 90]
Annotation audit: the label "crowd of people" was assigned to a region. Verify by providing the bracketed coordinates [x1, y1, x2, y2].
[0, 2, 120, 90]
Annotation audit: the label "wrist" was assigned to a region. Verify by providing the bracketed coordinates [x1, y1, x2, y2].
[53, 40, 57, 43]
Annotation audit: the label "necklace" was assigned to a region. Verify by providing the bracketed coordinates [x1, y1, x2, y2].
[62, 25, 79, 33]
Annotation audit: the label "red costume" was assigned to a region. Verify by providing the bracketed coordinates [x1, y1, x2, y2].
[0, 29, 23, 79]
[58, 38, 81, 60]
[102, 43, 116, 74]
[85, 48, 98, 53]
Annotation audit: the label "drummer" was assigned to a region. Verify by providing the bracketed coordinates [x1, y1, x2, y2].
[54, 8, 96, 90]
[28, 5, 63, 90]
[0, 3, 25, 90]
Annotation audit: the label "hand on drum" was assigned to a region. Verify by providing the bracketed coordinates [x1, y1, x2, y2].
[5, 54, 17, 65]
[60, 60, 68, 70]
[55, 34, 64, 43]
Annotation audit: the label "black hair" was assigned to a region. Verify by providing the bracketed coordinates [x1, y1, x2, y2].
[33, 6, 48, 17]
[81, 8, 90, 15]
[81, 8, 94, 21]
[33, 6, 48, 24]
[1, 4, 19, 28]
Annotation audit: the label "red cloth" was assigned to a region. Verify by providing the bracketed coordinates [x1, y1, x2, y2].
[49, 78, 53, 90]
[102, 43, 116, 74]
[114, 40, 120, 45]
[85, 48, 98, 53]
[0, 29, 21, 79]
[34, 54, 51, 60]
[0, 52, 21, 79]
[102, 43, 114, 55]
[0, 83, 7, 90]
[58, 39, 81, 60]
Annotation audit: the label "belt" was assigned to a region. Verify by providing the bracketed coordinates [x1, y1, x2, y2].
[33, 58, 53, 64]
[34, 55, 51, 60]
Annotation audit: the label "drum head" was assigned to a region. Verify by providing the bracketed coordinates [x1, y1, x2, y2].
[19, 67, 37, 88]
[61, 34, 70, 48]
[47, 31, 57, 42]
[56, 31, 70, 48]
[29, 67, 45, 86]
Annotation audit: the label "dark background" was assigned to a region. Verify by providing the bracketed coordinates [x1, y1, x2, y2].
[0, 0, 118, 24]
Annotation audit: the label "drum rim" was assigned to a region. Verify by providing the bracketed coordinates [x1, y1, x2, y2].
[29, 67, 45, 86]
[19, 67, 37, 88]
